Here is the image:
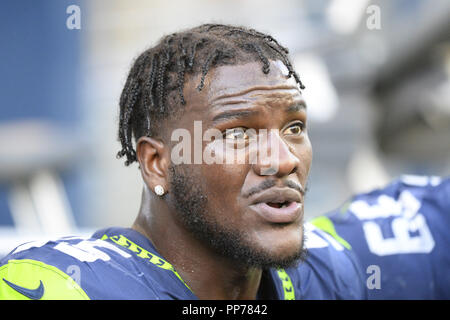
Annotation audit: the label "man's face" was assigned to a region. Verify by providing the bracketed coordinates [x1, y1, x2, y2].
[164, 60, 312, 269]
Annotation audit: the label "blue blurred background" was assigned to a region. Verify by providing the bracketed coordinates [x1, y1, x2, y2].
[1, 0, 449, 257]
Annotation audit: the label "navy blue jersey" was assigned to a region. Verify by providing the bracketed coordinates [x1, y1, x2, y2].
[312, 175, 450, 299]
[0, 223, 366, 300]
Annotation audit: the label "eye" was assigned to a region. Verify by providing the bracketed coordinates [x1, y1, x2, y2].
[223, 127, 249, 140]
[283, 122, 305, 135]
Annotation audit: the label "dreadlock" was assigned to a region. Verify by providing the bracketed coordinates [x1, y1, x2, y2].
[117, 24, 305, 166]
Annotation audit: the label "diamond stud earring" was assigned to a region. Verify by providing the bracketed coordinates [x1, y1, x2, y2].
[154, 185, 165, 196]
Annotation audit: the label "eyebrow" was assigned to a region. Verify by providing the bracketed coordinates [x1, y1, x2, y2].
[211, 101, 306, 125]
[286, 101, 307, 112]
[212, 110, 259, 125]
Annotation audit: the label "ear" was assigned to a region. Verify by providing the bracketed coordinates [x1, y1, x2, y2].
[136, 136, 169, 194]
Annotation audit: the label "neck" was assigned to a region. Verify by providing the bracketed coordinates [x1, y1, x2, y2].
[132, 189, 263, 300]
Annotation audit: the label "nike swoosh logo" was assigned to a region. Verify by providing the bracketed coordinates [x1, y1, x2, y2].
[3, 278, 44, 300]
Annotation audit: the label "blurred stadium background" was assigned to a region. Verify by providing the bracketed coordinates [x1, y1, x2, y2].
[0, 0, 449, 258]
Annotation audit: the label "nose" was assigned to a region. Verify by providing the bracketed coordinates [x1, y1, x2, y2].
[251, 129, 299, 177]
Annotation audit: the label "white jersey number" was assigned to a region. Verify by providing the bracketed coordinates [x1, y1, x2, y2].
[349, 191, 435, 256]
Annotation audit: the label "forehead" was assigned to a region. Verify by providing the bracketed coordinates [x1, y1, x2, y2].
[183, 60, 302, 113]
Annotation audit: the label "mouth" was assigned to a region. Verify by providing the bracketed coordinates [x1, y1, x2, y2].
[266, 201, 293, 208]
[248, 188, 303, 224]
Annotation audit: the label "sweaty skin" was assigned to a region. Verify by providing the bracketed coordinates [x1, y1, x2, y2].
[132, 60, 313, 299]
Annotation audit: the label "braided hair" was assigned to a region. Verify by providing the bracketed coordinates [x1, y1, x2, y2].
[117, 24, 305, 166]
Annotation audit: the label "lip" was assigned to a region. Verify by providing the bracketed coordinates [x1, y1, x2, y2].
[249, 187, 302, 205]
[248, 187, 303, 224]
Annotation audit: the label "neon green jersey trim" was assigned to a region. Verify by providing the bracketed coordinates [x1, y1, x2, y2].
[276, 269, 295, 300]
[101, 234, 296, 299]
[0, 259, 89, 300]
[310, 216, 352, 250]
[100, 234, 192, 291]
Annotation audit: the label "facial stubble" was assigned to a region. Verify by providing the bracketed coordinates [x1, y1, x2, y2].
[168, 164, 307, 270]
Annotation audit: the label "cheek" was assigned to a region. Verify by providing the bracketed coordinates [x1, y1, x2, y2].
[294, 137, 313, 183]
[198, 163, 249, 209]
[302, 139, 313, 174]
[198, 164, 254, 228]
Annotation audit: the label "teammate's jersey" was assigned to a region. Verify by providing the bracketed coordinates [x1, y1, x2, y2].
[311, 175, 450, 299]
[0, 223, 366, 300]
